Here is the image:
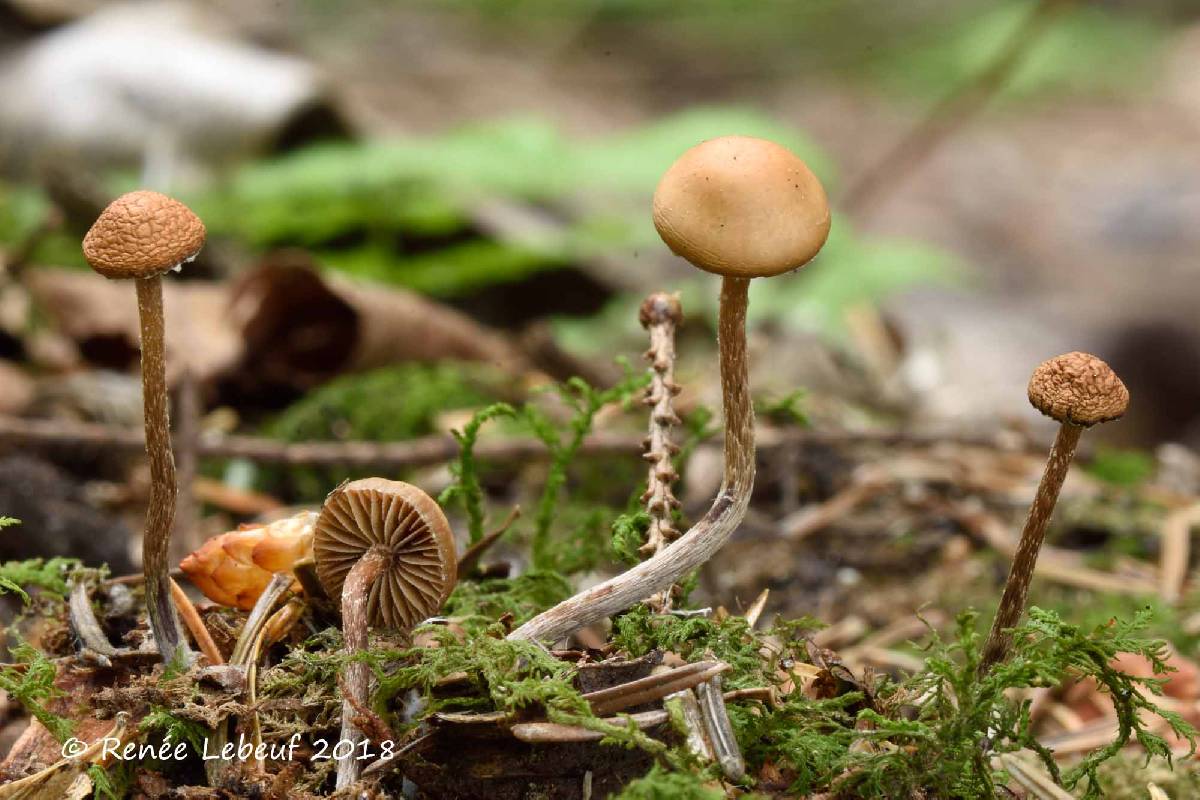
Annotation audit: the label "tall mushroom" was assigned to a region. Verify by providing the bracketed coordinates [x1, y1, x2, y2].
[509, 135, 830, 643]
[83, 190, 205, 665]
[980, 351, 1129, 672]
[312, 478, 457, 789]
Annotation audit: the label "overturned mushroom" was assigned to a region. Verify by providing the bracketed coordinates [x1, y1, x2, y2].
[980, 352, 1129, 671]
[83, 190, 206, 665]
[313, 478, 457, 788]
[180, 510, 316, 610]
[509, 135, 830, 644]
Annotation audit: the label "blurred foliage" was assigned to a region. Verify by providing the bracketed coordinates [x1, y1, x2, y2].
[186, 107, 833, 297]
[1085, 446, 1156, 487]
[870, 2, 1164, 101]
[0, 182, 84, 268]
[374, 0, 1162, 101]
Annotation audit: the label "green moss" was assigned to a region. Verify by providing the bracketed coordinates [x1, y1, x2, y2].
[440, 402, 518, 545]
[1085, 446, 1156, 488]
[524, 369, 648, 572]
[0, 555, 86, 604]
[443, 572, 573, 633]
[0, 641, 72, 742]
[613, 764, 725, 799]
[254, 362, 505, 500]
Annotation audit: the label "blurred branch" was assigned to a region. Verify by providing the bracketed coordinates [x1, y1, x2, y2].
[841, 0, 1072, 218]
[0, 414, 1038, 470]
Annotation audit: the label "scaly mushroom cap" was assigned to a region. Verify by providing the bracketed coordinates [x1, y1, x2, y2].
[652, 135, 831, 279]
[313, 478, 457, 630]
[1028, 352, 1129, 427]
[83, 190, 206, 280]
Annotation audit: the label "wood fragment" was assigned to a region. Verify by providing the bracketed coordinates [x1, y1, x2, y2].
[1159, 503, 1200, 605]
[510, 709, 669, 743]
[583, 661, 728, 717]
[696, 675, 745, 781]
[781, 474, 888, 541]
[743, 588, 770, 629]
[169, 578, 223, 665]
[0, 414, 1039, 471]
[993, 751, 1075, 800]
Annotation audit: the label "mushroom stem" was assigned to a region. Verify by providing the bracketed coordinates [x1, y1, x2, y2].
[979, 422, 1082, 672]
[509, 277, 754, 644]
[135, 275, 189, 666]
[336, 545, 388, 790]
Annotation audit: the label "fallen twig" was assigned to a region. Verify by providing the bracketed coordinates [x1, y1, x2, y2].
[0, 414, 1040, 469]
[1159, 502, 1200, 605]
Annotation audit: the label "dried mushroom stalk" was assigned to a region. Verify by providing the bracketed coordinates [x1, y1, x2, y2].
[638, 292, 684, 612]
[639, 292, 684, 559]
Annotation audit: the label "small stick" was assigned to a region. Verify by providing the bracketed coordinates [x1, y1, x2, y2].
[666, 689, 715, 761]
[583, 661, 728, 716]
[696, 675, 744, 781]
[169, 578, 223, 665]
[68, 581, 119, 662]
[456, 506, 520, 576]
[206, 572, 293, 786]
[1159, 503, 1200, 605]
[0, 414, 1042, 469]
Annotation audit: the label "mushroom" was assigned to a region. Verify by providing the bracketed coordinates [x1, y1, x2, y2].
[312, 478, 457, 789]
[980, 351, 1129, 672]
[509, 135, 830, 643]
[83, 190, 205, 665]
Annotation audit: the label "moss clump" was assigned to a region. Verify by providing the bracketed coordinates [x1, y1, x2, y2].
[608, 603, 1193, 798]
[0, 641, 72, 741]
[612, 764, 726, 799]
[253, 362, 507, 500]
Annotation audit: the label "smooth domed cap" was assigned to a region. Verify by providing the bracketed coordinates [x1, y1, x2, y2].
[1028, 352, 1129, 427]
[652, 135, 831, 279]
[83, 190, 206, 280]
[313, 478, 457, 630]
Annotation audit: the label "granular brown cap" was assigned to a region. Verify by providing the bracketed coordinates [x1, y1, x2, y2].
[83, 191, 206, 280]
[313, 478, 457, 630]
[652, 135, 830, 279]
[1028, 352, 1129, 427]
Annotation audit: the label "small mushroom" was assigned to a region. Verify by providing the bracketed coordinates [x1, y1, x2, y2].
[510, 136, 830, 643]
[83, 190, 205, 665]
[980, 352, 1129, 671]
[312, 478, 457, 789]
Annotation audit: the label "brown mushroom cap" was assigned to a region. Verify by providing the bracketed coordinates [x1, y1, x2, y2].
[652, 135, 831, 279]
[83, 190, 206, 280]
[313, 478, 457, 630]
[1028, 352, 1129, 427]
